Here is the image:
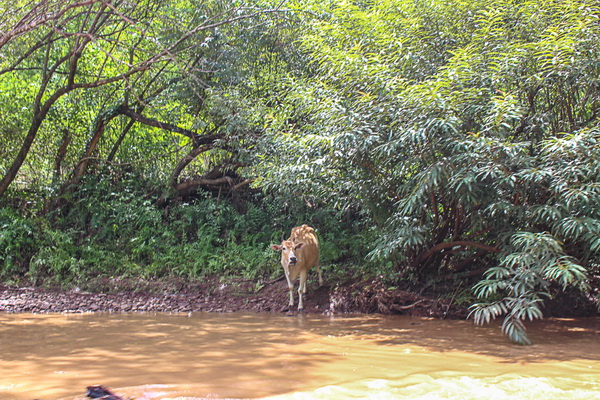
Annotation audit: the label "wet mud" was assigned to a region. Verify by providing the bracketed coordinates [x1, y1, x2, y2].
[0, 276, 463, 317]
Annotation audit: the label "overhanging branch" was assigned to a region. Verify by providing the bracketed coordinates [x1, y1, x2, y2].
[117, 104, 222, 145]
[175, 176, 233, 193]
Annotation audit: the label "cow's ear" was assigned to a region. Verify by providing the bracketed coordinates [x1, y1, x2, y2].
[295, 243, 304, 250]
[270, 244, 282, 251]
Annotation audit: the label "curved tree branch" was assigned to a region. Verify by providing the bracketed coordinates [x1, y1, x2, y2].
[175, 176, 233, 193]
[416, 240, 501, 266]
[117, 104, 223, 145]
[169, 144, 213, 188]
[231, 178, 255, 192]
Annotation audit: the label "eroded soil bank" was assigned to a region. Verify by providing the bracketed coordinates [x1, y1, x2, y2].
[0, 276, 466, 318]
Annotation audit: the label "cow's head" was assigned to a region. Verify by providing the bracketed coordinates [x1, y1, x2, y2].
[270, 239, 304, 267]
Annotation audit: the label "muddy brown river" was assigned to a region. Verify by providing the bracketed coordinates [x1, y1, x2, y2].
[0, 313, 599, 399]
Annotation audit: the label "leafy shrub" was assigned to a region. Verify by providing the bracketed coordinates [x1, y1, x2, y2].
[470, 232, 590, 345]
[28, 229, 83, 285]
[1, 171, 370, 285]
[0, 208, 37, 278]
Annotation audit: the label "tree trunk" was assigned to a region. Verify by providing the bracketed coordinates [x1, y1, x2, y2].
[53, 129, 71, 183]
[0, 115, 45, 197]
[72, 107, 122, 182]
[106, 118, 136, 163]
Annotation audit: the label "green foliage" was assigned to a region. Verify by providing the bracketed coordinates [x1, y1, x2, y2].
[254, 0, 600, 343]
[1, 171, 367, 285]
[470, 232, 590, 345]
[0, 208, 37, 277]
[28, 229, 86, 285]
[0, 207, 108, 285]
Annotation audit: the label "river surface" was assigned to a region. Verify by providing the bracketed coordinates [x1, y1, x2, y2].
[0, 313, 599, 399]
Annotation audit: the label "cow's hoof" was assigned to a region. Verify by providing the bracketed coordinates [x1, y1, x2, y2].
[280, 305, 290, 313]
[297, 308, 305, 313]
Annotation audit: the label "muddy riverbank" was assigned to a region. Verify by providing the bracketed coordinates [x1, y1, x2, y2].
[0, 276, 465, 317]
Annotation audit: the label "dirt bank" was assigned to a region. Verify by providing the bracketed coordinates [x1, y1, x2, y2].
[0, 276, 466, 318]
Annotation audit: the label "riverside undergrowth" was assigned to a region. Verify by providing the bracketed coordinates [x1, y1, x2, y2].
[0, 174, 376, 288]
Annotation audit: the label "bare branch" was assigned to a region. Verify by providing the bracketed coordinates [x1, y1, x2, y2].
[0, 0, 101, 50]
[232, 178, 255, 192]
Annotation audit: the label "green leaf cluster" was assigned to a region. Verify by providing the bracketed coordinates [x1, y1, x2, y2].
[471, 232, 589, 345]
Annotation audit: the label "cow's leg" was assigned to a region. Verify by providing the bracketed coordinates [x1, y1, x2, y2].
[285, 273, 294, 307]
[298, 270, 308, 310]
[315, 263, 323, 286]
[289, 286, 295, 307]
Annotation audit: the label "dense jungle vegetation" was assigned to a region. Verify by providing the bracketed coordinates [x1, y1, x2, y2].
[1, 0, 599, 344]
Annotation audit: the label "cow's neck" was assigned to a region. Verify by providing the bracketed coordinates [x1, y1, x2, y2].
[287, 264, 302, 280]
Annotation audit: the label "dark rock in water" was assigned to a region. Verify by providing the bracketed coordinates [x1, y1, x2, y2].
[86, 385, 124, 400]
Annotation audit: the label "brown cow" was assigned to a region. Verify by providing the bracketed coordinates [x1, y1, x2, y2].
[270, 225, 323, 311]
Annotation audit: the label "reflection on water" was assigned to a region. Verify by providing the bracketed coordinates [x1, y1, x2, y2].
[0, 313, 598, 399]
